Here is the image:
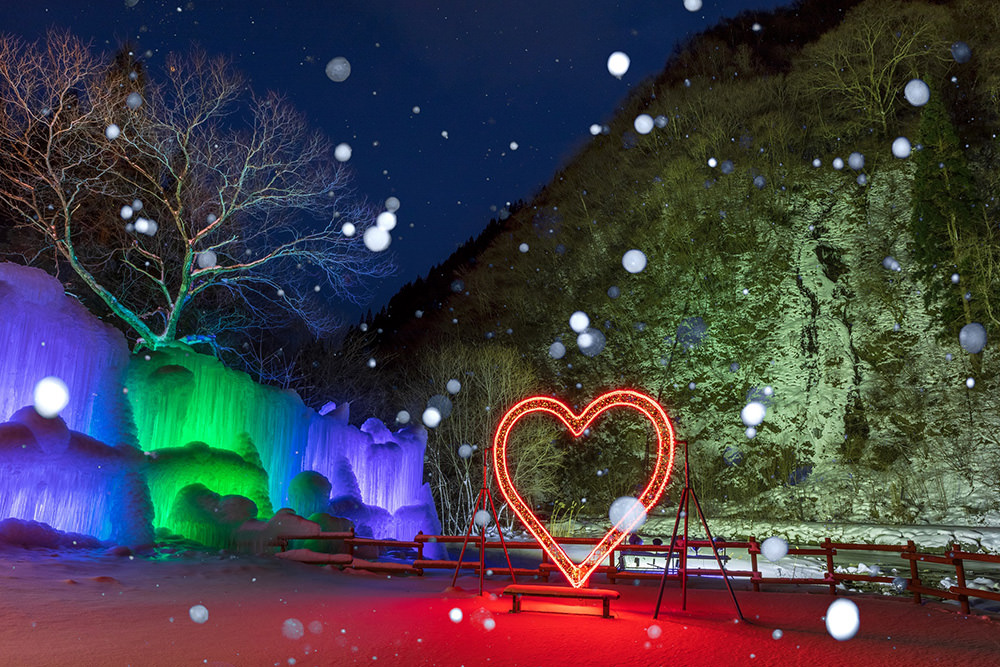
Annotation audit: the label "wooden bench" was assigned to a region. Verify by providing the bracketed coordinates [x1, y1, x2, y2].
[502, 584, 620, 619]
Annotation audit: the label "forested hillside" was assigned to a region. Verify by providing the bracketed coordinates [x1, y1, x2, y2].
[308, 0, 1000, 532]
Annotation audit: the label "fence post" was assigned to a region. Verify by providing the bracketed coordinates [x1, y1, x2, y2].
[951, 543, 970, 614]
[906, 540, 921, 605]
[822, 538, 836, 595]
[748, 536, 760, 592]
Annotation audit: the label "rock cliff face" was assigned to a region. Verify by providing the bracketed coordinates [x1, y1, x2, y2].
[347, 0, 1000, 526]
[367, 163, 999, 524]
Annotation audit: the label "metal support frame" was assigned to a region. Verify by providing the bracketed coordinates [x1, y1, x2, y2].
[451, 444, 517, 595]
[653, 439, 744, 621]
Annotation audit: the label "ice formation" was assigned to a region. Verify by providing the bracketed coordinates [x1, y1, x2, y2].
[288, 471, 333, 518]
[0, 264, 151, 545]
[127, 349, 440, 543]
[302, 414, 440, 541]
[126, 347, 311, 511]
[168, 483, 260, 548]
[0, 407, 153, 545]
[143, 441, 272, 536]
[0, 263, 135, 448]
[0, 262, 440, 548]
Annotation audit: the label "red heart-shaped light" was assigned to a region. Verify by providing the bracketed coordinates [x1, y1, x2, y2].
[493, 389, 675, 588]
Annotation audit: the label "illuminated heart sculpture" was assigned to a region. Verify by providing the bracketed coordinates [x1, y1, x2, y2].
[493, 389, 676, 588]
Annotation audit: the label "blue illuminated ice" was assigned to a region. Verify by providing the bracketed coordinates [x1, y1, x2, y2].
[0, 263, 133, 447]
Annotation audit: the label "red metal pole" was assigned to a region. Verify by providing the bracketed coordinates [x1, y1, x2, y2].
[952, 543, 970, 614]
[680, 439, 690, 610]
[485, 484, 518, 585]
[823, 538, 836, 595]
[906, 540, 922, 605]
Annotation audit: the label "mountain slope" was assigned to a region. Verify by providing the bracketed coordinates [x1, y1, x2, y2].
[309, 0, 1000, 532]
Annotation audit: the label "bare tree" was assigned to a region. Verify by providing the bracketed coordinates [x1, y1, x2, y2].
[791, 0, 952, 138]
[397, 342, 564, 535]
[0, 30, 393, 354]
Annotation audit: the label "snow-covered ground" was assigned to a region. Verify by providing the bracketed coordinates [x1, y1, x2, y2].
[3, 535, 1000, 667]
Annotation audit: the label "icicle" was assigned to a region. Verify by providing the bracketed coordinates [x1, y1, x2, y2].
[126, 348, 308, 509]
[0, 263, 135, 448]
[0, 420, 151, 545]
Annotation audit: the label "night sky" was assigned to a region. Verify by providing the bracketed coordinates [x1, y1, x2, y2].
[0, 0, 791, 311]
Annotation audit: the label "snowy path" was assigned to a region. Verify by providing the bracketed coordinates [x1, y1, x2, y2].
[1, 548, 998, 666]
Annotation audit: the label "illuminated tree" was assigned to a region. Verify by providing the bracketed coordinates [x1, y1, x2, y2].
[910, 89, 980, 331]
[792, 0, 952, 138]
[0, 30, 393, 355]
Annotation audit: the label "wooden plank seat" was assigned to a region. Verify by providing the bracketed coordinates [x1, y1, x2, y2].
[502, 584, 620, 619]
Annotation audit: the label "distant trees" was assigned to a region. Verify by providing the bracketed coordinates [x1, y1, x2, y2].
[792, 0, 952, 138]
[400, 344, 563, 535]
[0, 30, 393, 361]
[909, 90, 979, 330]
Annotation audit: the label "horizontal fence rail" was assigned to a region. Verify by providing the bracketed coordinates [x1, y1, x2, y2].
[271, 531, 1000, 615]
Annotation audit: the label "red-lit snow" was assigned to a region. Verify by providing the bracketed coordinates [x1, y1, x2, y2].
[0, 546, 998, 666]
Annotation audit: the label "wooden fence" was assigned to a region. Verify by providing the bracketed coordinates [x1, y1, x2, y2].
[272, 531, 1000, 615]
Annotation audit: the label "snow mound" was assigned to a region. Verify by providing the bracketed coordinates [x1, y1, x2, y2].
[0, 518, 103, 549]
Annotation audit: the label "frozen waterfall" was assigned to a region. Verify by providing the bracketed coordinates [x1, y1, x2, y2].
[0, 264, 135, 448]
[0, 262, 441, 547]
